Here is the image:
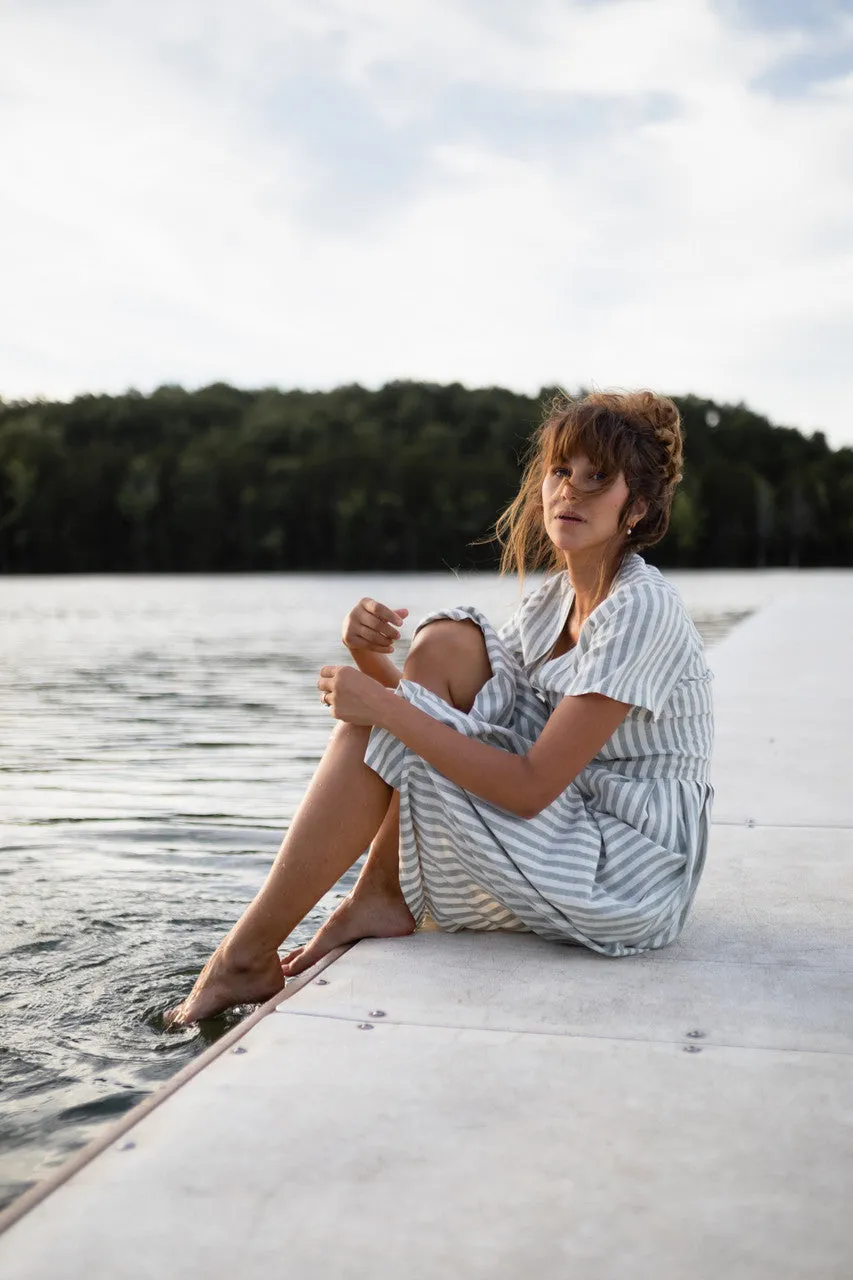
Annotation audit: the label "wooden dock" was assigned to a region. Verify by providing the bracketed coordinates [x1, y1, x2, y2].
[1, 576, 851, 1278]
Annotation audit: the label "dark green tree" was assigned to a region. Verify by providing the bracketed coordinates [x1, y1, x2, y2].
[1, 382, 849, 573]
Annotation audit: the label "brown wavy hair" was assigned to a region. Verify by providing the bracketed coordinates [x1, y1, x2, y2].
[493, 390, 684, 602]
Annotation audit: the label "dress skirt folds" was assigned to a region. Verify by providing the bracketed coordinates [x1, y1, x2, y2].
[364, 552, 715, 957]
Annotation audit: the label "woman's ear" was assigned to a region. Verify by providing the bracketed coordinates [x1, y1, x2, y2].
[631, 498, 649, 525]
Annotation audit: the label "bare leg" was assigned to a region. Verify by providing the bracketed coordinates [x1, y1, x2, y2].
[281, 619, 493, 976]
[166, 722, 393, 1024]
[280, 794, 415, 977]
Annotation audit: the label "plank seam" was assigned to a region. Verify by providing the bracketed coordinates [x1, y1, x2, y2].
[275, 1007, 853, 1058]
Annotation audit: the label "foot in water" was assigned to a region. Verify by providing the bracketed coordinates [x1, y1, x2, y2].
[281, 888, 416, 978]
[165, 942, 285, 1027]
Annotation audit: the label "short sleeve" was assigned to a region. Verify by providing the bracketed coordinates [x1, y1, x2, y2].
[539, 584, 695, 719]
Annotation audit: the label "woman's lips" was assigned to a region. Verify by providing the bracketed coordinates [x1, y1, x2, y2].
[557, 514, 585, 522]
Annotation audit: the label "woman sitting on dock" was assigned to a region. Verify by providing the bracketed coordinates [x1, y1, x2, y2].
[168, 390, 714, 1025]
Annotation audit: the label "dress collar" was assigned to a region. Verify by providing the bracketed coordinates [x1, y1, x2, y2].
[521, 552, 643, 668]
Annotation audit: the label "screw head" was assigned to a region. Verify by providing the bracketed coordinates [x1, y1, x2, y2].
[357, 1023, 374, 1031]
[368, 1010, 386, 1018]
[232, 1046, 248, 1055]
[683, 1044, 703, 1054]
[315, 978, 329, 986]
[686, 1029, 706, 1039]
[119, 1141, 136, 1151]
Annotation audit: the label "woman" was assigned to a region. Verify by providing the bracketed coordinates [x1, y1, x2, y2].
[167, 390, 713, 1025]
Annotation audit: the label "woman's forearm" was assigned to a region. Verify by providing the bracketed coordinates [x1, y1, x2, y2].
[349, 648, 403, 688]
[375, 688, 537, 816]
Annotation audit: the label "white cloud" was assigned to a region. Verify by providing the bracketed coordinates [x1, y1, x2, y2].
[1, 0, 851, 445]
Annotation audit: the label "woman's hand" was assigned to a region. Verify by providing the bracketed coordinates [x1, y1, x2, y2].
[318, 665, 393, 727]
[342, 599, 408, 655]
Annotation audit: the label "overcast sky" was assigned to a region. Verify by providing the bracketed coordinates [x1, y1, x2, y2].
[2, 0, 852, 445]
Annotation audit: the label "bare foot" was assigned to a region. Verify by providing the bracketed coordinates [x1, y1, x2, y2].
[281, 888, 416, 978]
[166, 941, 285, 1027]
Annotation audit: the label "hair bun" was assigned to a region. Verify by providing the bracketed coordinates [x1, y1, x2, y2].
[618, 390, 683, 489]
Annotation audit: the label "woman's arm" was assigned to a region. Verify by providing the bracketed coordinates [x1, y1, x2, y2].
[349, 649, 403, 688]
[318, 666, 630, 818]
[342, 598, 408, 689]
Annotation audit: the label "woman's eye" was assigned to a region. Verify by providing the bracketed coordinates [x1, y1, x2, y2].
[553, 466, 606, 482]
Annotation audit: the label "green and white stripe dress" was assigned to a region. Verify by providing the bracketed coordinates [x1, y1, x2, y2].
[364, 552, 715, 956]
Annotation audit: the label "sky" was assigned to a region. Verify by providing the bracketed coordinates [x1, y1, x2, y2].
[2, 0, 852, 445]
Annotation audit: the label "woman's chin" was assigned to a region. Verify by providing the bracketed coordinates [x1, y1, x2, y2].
[547, 526, 615, 559]
[549, 522, 590, 548]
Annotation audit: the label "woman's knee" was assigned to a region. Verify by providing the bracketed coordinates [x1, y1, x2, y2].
[406, 619, 486, 669]
[404, 619, 491, 711]
[330, 721, 371, 749]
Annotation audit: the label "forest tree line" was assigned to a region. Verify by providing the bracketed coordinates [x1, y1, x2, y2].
[0, 381, 850, 573]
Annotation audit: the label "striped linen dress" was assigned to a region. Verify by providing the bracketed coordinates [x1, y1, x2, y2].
[364, 552, 715, 956]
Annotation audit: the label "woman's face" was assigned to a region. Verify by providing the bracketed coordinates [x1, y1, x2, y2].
[541, 451, 643, 558]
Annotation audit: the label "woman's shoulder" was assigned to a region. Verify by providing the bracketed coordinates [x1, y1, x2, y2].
[594, 556, 701, 644]
[614, 552, 676, 596]
[603, 554, 686, 613]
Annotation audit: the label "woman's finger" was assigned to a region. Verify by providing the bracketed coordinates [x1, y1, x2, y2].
[343, 627, 394, 655]
[364, 599, 408, 627]
[355, 621, 399, 645]
[353, 619, 395, 641]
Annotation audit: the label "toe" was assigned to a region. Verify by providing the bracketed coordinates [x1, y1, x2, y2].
[164, 1003, 188, 1029]
[283, 945, 318, 977]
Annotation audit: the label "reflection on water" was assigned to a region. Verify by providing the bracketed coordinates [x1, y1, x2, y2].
[0, 568, 793, 1210]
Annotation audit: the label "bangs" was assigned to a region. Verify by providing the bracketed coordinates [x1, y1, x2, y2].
[543, 404, 630, 481]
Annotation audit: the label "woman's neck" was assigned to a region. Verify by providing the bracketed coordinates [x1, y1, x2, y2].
[564, 549, 628, 623]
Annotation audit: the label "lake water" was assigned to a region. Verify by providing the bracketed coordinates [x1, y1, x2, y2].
[0, 568, 801, 1211]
